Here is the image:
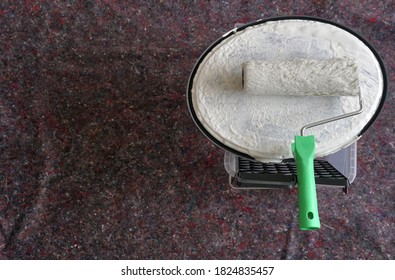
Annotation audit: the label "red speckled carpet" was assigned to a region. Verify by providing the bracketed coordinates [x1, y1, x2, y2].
[0, 0, 394, 259]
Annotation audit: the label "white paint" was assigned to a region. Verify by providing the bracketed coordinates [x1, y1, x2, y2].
[191, 19, 384, 162]
[243, 58, 360, 96]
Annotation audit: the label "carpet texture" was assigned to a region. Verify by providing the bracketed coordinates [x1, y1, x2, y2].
[0, 0, 394, 259]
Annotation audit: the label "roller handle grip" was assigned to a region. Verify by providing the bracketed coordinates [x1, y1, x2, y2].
[292, 135, 321, 230]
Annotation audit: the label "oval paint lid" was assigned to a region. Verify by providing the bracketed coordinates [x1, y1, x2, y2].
[187, 16, 387, 162]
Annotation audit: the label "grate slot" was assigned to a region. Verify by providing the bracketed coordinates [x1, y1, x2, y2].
[236, 157, 349, 191]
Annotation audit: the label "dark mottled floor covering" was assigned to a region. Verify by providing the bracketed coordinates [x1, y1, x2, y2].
[0, 0, 394, 259]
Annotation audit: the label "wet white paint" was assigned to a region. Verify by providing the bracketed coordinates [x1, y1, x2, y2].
[191, 19, 384, 162]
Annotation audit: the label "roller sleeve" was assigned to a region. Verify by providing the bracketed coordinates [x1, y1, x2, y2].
[242, 58, 359, 96]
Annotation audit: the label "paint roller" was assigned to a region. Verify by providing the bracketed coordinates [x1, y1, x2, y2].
[242, 58, 362, 230]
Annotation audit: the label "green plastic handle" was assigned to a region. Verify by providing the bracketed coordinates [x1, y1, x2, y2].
[291, 135, 321, 230]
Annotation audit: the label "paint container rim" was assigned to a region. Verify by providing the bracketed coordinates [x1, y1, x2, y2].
[186, 15, 388, 161]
